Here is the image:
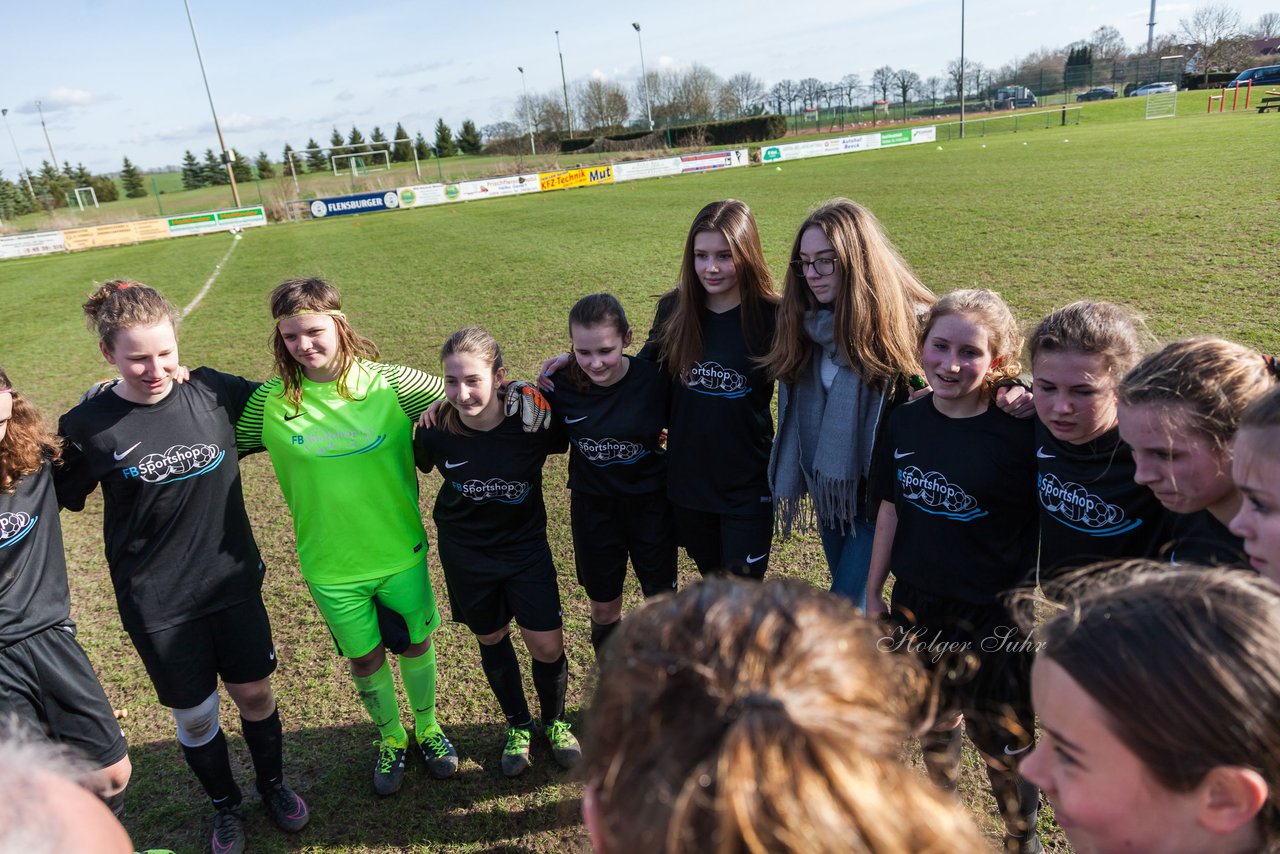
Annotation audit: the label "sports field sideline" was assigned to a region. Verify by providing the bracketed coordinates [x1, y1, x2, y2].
[1, 103, 1276, 852]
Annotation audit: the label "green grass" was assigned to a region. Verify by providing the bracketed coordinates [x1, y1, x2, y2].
[2, 104, 1277, 852]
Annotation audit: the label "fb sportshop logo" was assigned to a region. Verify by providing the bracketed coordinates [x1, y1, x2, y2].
[453, 478, 531, 504]
[577, 437, 646, 466]
[687, 361, 750, 398]
[898, 466, 986, 521]
[122, 444, 225, 484]
[289, 428, 386, 458]
[0, 512, 37, 549]
[1038, 473, 1141, 536]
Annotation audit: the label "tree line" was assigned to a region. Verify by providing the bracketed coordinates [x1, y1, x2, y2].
[0, 156, 153, 219]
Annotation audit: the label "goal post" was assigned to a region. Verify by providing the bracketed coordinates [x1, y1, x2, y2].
[65, 186, 99, 211]
[331, 148, 392, 177]
[1145, 90, 1177, 120]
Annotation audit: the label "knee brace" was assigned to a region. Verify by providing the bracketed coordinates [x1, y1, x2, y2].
[172, 691, 222, 748]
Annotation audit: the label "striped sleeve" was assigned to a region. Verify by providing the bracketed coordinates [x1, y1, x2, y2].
[381, 363, 446, 420]
[235, 380, 275, 456]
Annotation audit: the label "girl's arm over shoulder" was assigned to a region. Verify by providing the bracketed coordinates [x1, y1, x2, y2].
[233, 382, 274, 457]
[52, 415, 97, 511]
[412, 423, 439, 474]
[382, 363, 447, 421]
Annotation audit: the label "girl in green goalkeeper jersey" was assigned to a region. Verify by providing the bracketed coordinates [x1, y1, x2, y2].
[236, 277, 457, 796]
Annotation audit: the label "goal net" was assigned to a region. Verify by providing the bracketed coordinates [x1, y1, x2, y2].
[1145, 90, 1177, 120]
[65, 186, 99, 211]
[331, 149, 392, 177]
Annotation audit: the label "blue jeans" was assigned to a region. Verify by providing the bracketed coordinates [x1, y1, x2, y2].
[820, 517, 876, 611]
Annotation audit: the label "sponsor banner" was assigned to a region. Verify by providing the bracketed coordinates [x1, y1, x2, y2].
[62, 219, 170, 252]
[443, 174, 540, 202]
[167, 206, 267, 236]
[679, 149, 749, 173]
[309, 190, 401, 218]
[398, 184, 447, 208]
[538, 165, 614, 192]
[761, 127, 935, 163]
[612, 156, 682, 182]
[0, 230, 66, 260]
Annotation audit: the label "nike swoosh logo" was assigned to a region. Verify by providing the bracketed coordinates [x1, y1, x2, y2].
[893, 449, 914, 459]
[443, 460, 468, 469]
[1036, 446, 1056, 459]
[284, 411, 305, 422]
[564, 415, 588, 424]
[113, 441, 141, 460]
[1003, 743, 1033, 756]
[745, 553, 767, 564]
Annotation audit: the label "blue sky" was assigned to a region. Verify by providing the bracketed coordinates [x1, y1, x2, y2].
[1, 0, 1273, 173]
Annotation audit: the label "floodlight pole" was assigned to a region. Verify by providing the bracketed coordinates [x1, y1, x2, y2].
[633, 22, 654, 131]
[556, 31, 574, 139]
[1147, 0, 1157, 54]
[959, 0, 966, 139]
[1, 108, 36, 197]
[518, 66, 536, 156]
[183, 0, 241, 207]
[33, 101, 60, 167]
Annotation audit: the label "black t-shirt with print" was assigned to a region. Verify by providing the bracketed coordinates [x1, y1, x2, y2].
[0, 461, 73, 647]
[1164, 509, 1248, 568]
[414, 413, 568, 556]
[55, 369, 265, 634]
[871, 396, 1038, 604]
[637, 293, 776, 514]
[1036, 422, 1171, 578]
[547, 355, 669, 497]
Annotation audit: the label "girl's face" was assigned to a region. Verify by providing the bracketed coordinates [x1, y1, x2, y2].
[1022, 657, 1215, 854]
[797, 226, 839, 305]
[443, 352, 505, 423]
[278, 314, 341, 382]
[1032, 351, 1119, 445]
[101, 322, 179, 404]
[1229, 428, 1280, 582]
[1117, 402, 1235, 516]
[571, 321, 632, 388]
[692, 229, 739, 308]
[0, 391, 11, 444]
[922, 312, 997, 413]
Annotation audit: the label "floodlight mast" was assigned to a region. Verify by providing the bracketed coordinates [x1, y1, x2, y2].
[183, 0, 241, 207]
[0, 108, 37, 197]
[1147, 0, 1157, 54]
[556, 31, 574, 139]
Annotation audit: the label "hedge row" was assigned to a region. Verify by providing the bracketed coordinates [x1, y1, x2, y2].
[669, 115, 787, 146]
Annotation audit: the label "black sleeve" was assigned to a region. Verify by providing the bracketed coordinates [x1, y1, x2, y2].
[413, 425, 438, 474]
[204, 368, 262, 423]
[635, 291, 677, 364]
[544, 414, 570, 456]
[53, 415, 98, 512]
[869, 407, 900, 508]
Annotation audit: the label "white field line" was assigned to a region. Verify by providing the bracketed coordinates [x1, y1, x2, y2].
[180, 235, 240, 321]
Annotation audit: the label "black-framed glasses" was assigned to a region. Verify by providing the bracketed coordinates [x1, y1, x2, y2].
[790, 258, 838, 276]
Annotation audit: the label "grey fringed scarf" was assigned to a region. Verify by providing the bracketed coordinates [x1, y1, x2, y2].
[768, 309, 884, 537]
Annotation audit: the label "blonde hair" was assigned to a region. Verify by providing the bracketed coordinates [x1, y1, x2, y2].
[582, 578, 989, 854]
[763, 199, 935, 389]
[268, 278, 379, 413]
[655, 200, 779, 382]
[82, 280, 178, 349]
[437, 327, 503, 436]
[0, 367, 61, 492]
[920, 289, 1023, 395]
[1117, 337, 1278, 448]
[1028, 300, 1145, 381]
[1239, 386, 1280, 460]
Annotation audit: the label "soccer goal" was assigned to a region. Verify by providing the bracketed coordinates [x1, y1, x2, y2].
[331, 149, 392, 177]
[65, 186, 99, 211]
[1145, 90, 1177, 120]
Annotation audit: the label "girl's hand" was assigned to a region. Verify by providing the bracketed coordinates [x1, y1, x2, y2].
[418, 399, 446, 429]
[996, 383, 1035, 418]
[504, 381, 552, 432]
[173, 365, 191, 384]
[537, 353, 571, 392]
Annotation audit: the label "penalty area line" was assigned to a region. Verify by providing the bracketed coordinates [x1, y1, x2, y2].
[180, 235, 241, 322]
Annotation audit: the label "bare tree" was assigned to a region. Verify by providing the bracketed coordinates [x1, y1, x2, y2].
[673, 64, 722, 122]
[721, 72, 766, 117]
[770, 79, 800, 119]
[1089, 25, 1128, 62]
[1179, 3, 1246, 82]
[871, 65, 895, 104]
[579, 79, 630, 132]
[946, 57, 982, 101]
[1255, 11, 1280, 38]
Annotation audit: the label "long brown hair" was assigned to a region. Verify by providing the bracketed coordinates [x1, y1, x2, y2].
[1028, 300, 1145, 381]
[763, 199, 935, 389]
[436, 327, 504, 436]
[582, 577, 989, 854]
[82, 280, 178, 349]
[1038, 562, 1280, 848]
[268, 278, 379, 412]
[919, 288, 1023, 397]
[655, 200, 779, 381]
[0, 368, 61, 492]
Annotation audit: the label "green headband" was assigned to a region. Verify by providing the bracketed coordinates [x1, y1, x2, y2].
[274, 309, 346, 324]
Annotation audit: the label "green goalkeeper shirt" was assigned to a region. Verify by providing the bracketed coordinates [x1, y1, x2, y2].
[237, 360, 445, 585]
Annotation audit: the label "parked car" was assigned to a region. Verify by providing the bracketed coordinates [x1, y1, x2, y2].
[1076, 87, 1118, 101]
[1129, 82, 1178, 96]
[994, 86, 1038, 108]
[1225, 65, 1280, 89]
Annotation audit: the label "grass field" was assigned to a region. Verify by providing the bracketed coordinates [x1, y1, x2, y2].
[1, 102, 1277, 853]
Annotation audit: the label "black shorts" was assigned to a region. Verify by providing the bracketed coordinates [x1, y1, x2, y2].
[887, 579, 1035, 755]
[0, 625, 128, 768]
[673, 504, 774, 579]
[129, 597, 277, 709]
[571, 490, 677, 602]
[436, 539, 563, 636]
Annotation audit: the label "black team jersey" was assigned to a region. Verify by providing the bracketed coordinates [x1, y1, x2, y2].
[1164, 510, 1248, 568]
[56, 369, 265, 634]
[0, 461, 73, 647]
[1036, 422, 1170, 578]
[546, 356, 669, 497]
[414, 413, 568, 556]
[637, 293, 776, 514]
[872, 396, 1038, 604]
